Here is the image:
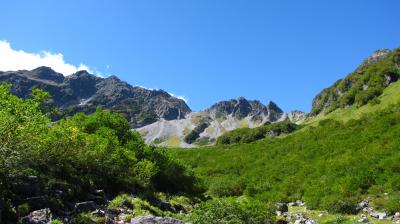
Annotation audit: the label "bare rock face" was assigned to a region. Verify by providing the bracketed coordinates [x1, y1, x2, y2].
[280, 110, 306, 123]
[0, 67, 191, 127]
[207, 97, 284, 121]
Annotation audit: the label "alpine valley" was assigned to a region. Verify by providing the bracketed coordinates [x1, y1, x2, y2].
[1, 47, 400, 224]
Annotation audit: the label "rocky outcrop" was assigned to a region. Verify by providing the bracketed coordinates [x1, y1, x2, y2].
[206, 97, 283, 121]
[0, 67, 190, 127]
[280, 110, 306, 123]
[20, 208, 52, 224]
[130, 216, 186, 224]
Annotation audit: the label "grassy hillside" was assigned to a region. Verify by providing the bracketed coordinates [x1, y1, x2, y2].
[306, 80, 400, 124]
[172, 80, 400, 216]
[311, 48, 400, 115]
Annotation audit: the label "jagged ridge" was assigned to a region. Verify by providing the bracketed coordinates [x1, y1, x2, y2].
[0, 66, 191, 127]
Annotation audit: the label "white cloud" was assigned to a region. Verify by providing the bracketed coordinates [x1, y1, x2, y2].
[0, 40, 93, 76]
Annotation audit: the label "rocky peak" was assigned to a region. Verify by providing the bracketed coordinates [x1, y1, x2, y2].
[267, 101, 283, 113]
[65, 70, 100, 99]
[206, 97, 284, 121]
[232, 97, 253, 119]
[30, 66, 64, 83]
[365, 49, 391, 64]
[149, 89, 172, 98]
[0, 67, 192, 127]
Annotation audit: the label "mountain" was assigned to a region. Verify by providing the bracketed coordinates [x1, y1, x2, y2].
[311, 48, 400, 115]
[138, 97, 305, 147]
[0, 67, 191, 127]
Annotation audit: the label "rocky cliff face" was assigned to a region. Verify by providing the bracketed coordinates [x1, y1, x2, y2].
[207, 97, 284, 121]
[0, 67, 191, 127]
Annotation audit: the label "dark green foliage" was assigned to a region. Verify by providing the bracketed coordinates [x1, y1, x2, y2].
[184, 121, 210, 144]
[216, 120, 301, 145]
[321, 197, 358, 214]
[0, 85, 201, 222]
[189, 197, 275, 224]
[311, 48, 400, 115]
[173, 103, 400, 213]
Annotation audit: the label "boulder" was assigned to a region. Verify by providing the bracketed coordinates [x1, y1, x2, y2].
[92, 209, 106, 217]
[393, 212, 400, 221]
[370, 212, 387, 220]
[289, 200, 305, 207]
[276, 203, 288, 213]
[358, 214, 368, 223]
[130, 215, 186, 224]
[20, 208, 52, 224]
[74, 201, 97, 213]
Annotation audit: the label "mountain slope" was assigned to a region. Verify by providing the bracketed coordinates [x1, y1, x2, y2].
[0, 67, 191, 127]
[311, 48, 400, 115]
[173, 98, 400, 217]
[172, 49, 400, 217]
[138, 97, 305, 147]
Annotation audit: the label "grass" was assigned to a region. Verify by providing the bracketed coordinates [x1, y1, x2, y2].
[287, 206, 392, 224]
[305, 81, 400, 125]
[239, 119, 249, 128]
[171, 81, 400, 214]
[166, 136, 182, 147]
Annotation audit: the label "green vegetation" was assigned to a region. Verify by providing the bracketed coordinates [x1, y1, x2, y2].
[173, 101, 400, 214]
[311, 48, 400, 115]
[3, 48, 400, 223]
[189, 197, 275, 224]
[184, 120, 210, 144]
[0, 84, 201, 223]
[216, 120, 301, 145]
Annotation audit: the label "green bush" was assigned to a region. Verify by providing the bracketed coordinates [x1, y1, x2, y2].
[189, 197, 274, 224]
[322, 197, 359, 214]
[216, 120, 301, 145]
[50, 219, 64, 224]
[0, 85, 202, 222]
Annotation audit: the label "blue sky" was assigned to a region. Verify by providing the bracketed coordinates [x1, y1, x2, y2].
[0, 0, 399, 112]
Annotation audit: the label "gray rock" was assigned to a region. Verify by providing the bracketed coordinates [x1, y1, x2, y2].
[130, 216, 186, 224]
[358, 214, 368, 223]
[276, 202, 289, 213]
[393, 212, 400, 221]
[356, 198, 370, 211]
[289, 200, 305, 207]
[92, 209, 106, 217]
[20, 208, 52, 224]
[74, 201, 97, 213]
[370, 212, 387, 220]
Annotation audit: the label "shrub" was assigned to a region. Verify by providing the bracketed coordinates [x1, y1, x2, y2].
[216, 121, 301, 145]
[189, 197, 274, 224]
[322, 197, 358, 214]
